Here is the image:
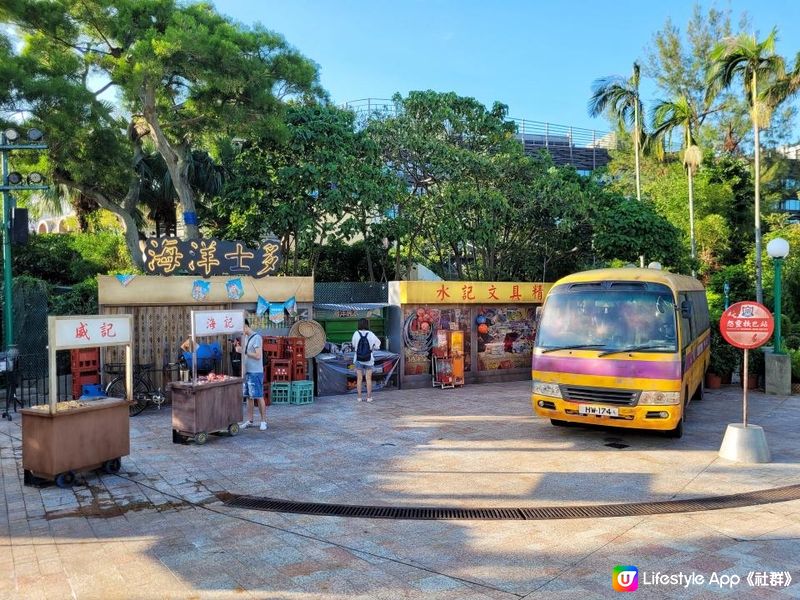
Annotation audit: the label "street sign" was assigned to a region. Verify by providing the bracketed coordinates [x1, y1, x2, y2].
[719, 301, 774, 350]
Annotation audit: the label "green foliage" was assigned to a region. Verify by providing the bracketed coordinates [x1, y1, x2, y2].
[787, 347, 800, 382]
[13, 232, 132, 285]
[707, 264, 754, 318]
[49, 277, 98, 316]
[709, 323, 739, 375]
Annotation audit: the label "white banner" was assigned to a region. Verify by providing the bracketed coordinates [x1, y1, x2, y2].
[192, 310, 245, 337]
[54, 316, 132, 349]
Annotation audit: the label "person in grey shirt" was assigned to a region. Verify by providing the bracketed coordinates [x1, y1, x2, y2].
[235, 319, 267, 430]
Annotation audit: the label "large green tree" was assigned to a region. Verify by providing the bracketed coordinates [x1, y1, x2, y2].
[708, 28, 785, 303]
[1, 0, 321, 260]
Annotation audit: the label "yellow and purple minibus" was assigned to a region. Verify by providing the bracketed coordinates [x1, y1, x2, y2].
[531, 268, 709, 438]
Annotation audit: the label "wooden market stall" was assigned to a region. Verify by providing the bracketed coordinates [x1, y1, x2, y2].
[388, 281, 552, 389]
[170, 309, 245, 445]
[98, 274, 314, 390]
[22, 315, 133, 487]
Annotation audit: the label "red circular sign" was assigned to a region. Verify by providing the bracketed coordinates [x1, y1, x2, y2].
[719, 301, 774, 349]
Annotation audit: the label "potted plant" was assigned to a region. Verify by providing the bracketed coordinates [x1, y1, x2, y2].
[740, 347, 764, 389]
[788, 347, 800, 395]
[708, 327, 735, 387]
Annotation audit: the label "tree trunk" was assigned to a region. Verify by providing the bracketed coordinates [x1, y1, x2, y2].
[688, 166, 696, 276]
[364, 235, 375, 282]
[752, 71, 763, 304]
[140, 84, 200, 240]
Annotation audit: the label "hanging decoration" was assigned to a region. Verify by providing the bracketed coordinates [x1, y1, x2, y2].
[256, 295, 269, 316]
[191, 280, 211, 301]
[285, 296, 298, 317]
[225, 278, 244, 300]
[115, 274, 136, 287]
[269, 302, 285, 324]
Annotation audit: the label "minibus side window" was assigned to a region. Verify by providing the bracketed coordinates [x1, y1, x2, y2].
[680, 292, 693, 350]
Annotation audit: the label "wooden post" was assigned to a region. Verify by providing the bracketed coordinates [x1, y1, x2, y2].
[48, 317, 57, 416]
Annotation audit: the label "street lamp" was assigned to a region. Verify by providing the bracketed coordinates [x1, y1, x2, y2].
[766, 237, 790, 354]
[1, 128, 49, 355]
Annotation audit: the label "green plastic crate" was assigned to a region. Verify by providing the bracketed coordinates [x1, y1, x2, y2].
[270, 382, 291, 404]
[290, 380, 314, 405]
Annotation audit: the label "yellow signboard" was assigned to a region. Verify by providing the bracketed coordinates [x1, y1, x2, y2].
[389, 281, 552, 305]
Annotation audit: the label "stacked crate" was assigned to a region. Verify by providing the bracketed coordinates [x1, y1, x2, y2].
[70, 348, 100, 399]
[286, 337, 306, 381]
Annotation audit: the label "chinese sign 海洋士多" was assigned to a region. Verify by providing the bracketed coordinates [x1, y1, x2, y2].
[143, 238, 282, 278]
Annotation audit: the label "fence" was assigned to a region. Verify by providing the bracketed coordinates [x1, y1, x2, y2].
[343, 98, 616, 170]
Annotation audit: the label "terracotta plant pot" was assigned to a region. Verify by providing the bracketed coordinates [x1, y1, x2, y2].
[740, 377, 758, 390]
[720, 373, 732, 384]
[705, 372, 722, 389]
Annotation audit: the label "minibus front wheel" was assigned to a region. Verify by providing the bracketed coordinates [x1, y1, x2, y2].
[666, 419, 684, 439]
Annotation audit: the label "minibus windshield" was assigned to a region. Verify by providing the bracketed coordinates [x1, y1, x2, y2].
[536, 288, 678, 353]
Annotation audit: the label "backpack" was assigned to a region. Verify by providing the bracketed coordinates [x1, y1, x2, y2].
[356, 331, 372, 362]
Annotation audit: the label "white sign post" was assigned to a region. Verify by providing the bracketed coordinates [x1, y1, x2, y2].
[48, 315, 134, 415]
[189, 310, 245, 382]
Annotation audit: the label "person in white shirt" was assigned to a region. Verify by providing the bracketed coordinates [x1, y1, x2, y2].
[351, 318, 381, 403]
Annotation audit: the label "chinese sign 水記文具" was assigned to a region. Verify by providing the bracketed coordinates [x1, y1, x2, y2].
[143, 238, 282, 278]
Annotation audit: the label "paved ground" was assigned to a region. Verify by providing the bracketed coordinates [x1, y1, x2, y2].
[2, 381, 800, 599]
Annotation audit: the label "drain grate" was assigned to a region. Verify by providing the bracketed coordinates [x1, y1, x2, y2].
[225, 484, 800, 521]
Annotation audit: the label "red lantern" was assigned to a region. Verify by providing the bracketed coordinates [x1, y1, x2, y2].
[478, 323, 489, 334]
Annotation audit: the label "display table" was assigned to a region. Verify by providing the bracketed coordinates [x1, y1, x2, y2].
[315, 350, 399, 396]
[22, 397, 129, 486]
[170, 377, 243, 444]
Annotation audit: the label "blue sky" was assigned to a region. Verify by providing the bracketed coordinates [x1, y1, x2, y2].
[213, 0, 800, 136]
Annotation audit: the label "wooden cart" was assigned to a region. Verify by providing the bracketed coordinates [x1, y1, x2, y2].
[22, 398, 129, 487]
[22, 315, 134, 488]
[170, 377, 243, 444]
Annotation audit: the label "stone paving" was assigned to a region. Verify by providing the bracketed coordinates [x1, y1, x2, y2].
[1, 381, 800, 599]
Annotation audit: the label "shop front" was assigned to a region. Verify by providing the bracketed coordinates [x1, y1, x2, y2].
[388, 281, 551, 389]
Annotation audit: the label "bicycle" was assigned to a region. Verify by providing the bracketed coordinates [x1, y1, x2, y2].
[104, 361, 180, 417]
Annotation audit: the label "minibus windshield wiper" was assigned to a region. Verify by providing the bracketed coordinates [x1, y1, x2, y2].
[598, 344, 672, 357]
[540, 344, 606, 354]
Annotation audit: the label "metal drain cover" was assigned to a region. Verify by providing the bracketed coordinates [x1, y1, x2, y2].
[224, 483, 800, 521]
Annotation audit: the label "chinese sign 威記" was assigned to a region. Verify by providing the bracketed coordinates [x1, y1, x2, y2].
[143, 238, 282, 278]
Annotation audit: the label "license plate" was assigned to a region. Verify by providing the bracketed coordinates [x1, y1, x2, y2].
[578, 405, 619, 417]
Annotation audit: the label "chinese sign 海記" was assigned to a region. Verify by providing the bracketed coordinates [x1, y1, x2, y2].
[143, 238, 282, 278]
[192, 310, 245, 337]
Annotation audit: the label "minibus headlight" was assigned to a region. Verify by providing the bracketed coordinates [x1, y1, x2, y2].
[639, 391, 680, 405]
[532, 381, 562, 398]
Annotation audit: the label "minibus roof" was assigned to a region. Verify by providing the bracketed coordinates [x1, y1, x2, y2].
[552, 268, 705, 292]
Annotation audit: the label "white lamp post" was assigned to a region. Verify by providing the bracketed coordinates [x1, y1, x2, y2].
[766, 237, 789, 354]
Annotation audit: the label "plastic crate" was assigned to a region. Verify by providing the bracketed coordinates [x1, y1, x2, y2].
[72, 373, 101, 399]
[263, 336, 286, 359]
[70, 348, 100, 371]
[80, 384, 105, 398]
[270, 382, 291, 404]
[290, 380, 314, 405]
[292, 358, 307, 381]
[286, 337, 306, 361]
[270, 359, 291, 382]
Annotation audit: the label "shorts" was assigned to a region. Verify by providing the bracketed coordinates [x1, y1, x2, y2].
[355, 360, 374, 371]
[243, 372, 264, 401]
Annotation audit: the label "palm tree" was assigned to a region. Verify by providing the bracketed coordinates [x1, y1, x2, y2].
[589, 63, 645, 202]
[707, 29, 785, 303]
[651, 95, 715, 273]
[764, 50, 800, 116]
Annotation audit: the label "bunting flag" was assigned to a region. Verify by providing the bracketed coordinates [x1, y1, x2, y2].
[191, 280, 211, 301]
[225, 278, 244, 300]
[256, 295, 269, 316]
[285, 296, 297, 317]
[269, 302, 285, 324]
[115, 273, 136, 287]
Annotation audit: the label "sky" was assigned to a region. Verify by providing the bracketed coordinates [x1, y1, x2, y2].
[212, 0, 800, 136]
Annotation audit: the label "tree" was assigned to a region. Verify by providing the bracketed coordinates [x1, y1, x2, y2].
[708, 29, 785, 303]
[645, 4, 751, 153]
[651, 95, 707, 268]
[2, 0, 321, 252]
[589, 63, 645, 203]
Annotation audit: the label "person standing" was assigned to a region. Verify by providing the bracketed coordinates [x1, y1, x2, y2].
[236, 319, 268, 430]
[351, 318, 381, 403]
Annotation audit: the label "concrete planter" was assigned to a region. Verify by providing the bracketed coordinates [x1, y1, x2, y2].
[21, 397, 130, 487]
